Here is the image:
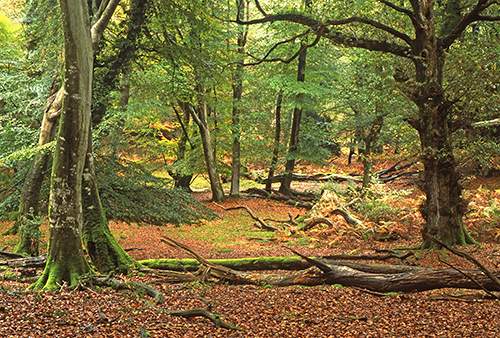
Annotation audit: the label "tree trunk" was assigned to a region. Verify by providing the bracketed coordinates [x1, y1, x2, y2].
[82, 133, 134, 273]
[266, 90, 283, 191]
[199, 123, 225, 202]
[172, 103, 193, 191]
[410, 4, 473, 248]
[230, 0, 248, 197]
[32, 0, 93, 290]
[11, 87, 63, 253]
[418, 107, 473, 248]
[191, 80, 224, 202]
[279, 45, 308, 194]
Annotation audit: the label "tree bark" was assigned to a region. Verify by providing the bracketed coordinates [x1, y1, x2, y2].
[230, 0, 248, 197]
[279, 0, 311, 193]
[279, 46, 307, 194]
[190, 79, 224, 202]
[82, 132, 134, 273]
[12, 87, 63, 254]
[32, 0, 93, 290]
[266, 90, 283, 191]
[410, 3, 473, 248]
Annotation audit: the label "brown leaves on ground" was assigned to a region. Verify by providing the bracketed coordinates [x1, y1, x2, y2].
[0, 164, 499, 337]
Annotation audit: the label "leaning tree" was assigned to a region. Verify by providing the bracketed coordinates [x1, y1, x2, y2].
[237, 0, 499, 247]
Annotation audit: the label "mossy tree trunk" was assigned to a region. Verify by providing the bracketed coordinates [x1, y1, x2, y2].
[409, 2, 475, 248]
[12, 87, 63, 255]
[82, 133, 134, 273]
[32, 0, 93, 290]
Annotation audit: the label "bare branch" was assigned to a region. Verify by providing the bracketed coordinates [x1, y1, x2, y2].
[378, 0, 413, 17]
[325, 17, 414, 46]
[254, 0, 268, 16]
[236, 11, 412, 58]
[440, 0, 498, 49]
[91, 0, 121, 49]
[243, 30, 323, 66]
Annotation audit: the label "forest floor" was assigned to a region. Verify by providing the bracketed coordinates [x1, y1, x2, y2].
[0, 158, 499, 337]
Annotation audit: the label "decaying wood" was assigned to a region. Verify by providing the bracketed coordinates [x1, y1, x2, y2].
[167, 308, 241, 330]
[0, 256, 46, 268]
[159, 237, 500, 293]
[431, 236, 500, 288]
[261, 173, 362, 184]
[242, 188, 315, 209]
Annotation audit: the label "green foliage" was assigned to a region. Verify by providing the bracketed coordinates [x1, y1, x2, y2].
[95, 158, 216, 225]
[0, 158, 216, 225]
[353, 199, 400, 224]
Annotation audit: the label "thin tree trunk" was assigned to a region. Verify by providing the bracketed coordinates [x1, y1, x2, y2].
[230, 0, 248, 197]
[279, 47, 307, 194]
[279, 1, 311, 193]
[187, 94, 224, 202]
[32, 0, 93, 290]
[172, 104, 193, 191]
[266, 90, 283, 191]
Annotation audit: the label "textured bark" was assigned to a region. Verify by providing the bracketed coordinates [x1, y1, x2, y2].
[410, 3, 473, 248]
[33, 0, 93, 290]
[266, 90, 283, 191]
[82, 134, 134, 273]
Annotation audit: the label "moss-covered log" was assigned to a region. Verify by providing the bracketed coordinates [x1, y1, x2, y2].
[140, 256, 309, 271]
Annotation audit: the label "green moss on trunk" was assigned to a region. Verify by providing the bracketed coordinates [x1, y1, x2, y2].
[83, 145, 134, 273]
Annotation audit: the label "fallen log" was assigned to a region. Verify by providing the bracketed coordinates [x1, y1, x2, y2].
[159, 237, 500, 293]
[261, 173, 362, 184]
[241, 188, 314, 208]
[0, 256, 46, 268]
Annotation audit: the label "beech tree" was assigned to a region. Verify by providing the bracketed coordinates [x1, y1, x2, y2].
[33, 0, 134, 289]
[237, 0, 499, 247]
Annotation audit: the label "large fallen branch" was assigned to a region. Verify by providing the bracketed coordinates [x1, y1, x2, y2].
[159, 237, 500, 293]
[139, 253, 408, 272]
[261, 173, 362, 184]
[242, 188, 315, 208]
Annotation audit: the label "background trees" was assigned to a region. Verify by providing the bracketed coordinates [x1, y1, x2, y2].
[0, 0, 498, 291]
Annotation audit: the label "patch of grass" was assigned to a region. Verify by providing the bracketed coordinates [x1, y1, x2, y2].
[165, 210, 276, 250]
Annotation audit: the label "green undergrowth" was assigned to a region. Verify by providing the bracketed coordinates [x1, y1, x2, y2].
[0, 158, 216, 225]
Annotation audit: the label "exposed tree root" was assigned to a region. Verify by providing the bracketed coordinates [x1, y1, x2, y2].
[89, 276, 165, 304]
[167, 308, 241, 330]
